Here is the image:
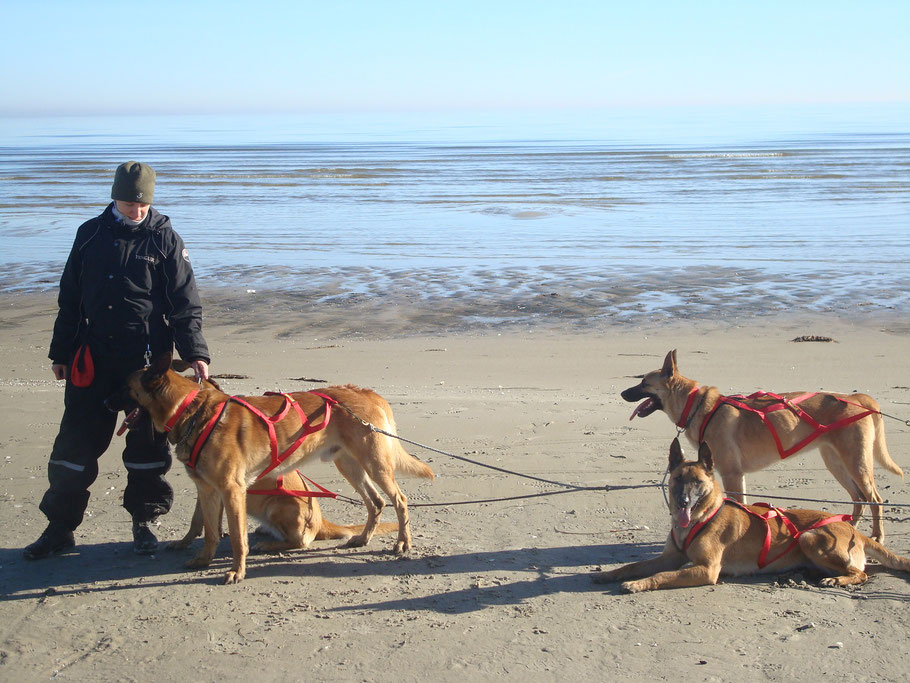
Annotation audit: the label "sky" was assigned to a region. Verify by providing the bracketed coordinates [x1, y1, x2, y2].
[1, 0, 908, 116]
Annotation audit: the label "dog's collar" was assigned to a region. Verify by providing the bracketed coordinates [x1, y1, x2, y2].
[673, 498, 724, 551]
[675, 386, 701, 430]
[165, 389, 201, 432]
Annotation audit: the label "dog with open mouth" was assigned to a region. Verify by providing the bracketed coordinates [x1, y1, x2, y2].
[621, 350, 902, 541]
[107, 353, 433, 584]
[593, 439, 910, 592]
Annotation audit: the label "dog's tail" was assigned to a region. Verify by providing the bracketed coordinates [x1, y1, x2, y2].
[376, 407, 436, 480]
[864, 537, 910, 573]
[870, 411, 903, 478]
[316, 520, 399, 541]
[393, 444, 436, 479]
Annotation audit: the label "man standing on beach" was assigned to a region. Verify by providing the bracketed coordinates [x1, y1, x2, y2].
[24, 161, 211, 559]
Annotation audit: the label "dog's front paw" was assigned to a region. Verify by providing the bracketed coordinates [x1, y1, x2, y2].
[185, 555, 212, 569]
[343, 534, 368, 548]
[393, 540, 411, 555]
[621, 580, 649, 593]
[592, 571, 617, 584]
[168, 539, 192, 551]
[223, 570, 244, 585]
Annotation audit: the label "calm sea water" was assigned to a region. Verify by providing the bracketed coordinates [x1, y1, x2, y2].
[1, 105, 908, 322]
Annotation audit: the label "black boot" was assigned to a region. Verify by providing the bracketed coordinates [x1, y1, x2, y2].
[132, 519, 159, 555]
[24, 522, 75, 560]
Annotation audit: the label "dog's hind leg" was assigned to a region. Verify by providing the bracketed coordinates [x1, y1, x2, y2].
[170, 498, 204, 550]
[798, 526, 869, 587]
[820, 443, 885, 542]
[333, 453, 385, 548]
[360, 466, 412, 554]
[819, 445, 869, 526]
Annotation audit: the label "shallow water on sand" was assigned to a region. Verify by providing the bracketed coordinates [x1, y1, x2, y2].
[1, 106, 908, 327]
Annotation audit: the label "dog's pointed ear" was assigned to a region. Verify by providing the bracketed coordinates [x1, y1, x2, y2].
[697, 441, 714, 473]
[669, 437, 685, 471]
[171, 358, 192, 373]
[661, 350, 678, 378]
[147, 353, 173, 379]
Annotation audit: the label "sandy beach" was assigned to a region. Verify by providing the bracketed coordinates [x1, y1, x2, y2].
[2, 289, 909, 682]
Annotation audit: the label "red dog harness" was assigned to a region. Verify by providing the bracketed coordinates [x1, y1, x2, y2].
[678, 498, 852, 568]
[247, 470, 337, 499]
[170, 390, 339, 496]
[677, 387, 877, 459]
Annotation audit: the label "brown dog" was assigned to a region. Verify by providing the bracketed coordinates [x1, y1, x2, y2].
[172, 468, 399, 554]
[622, 350, 902, 540]
[115, 353, 434, 583]
[593, 439, 910, 592]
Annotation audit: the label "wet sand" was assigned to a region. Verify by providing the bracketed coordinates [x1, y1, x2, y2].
[1, 289, 909, 681]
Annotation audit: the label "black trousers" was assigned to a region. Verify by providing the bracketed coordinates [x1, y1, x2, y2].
[39, 354, 173, 530]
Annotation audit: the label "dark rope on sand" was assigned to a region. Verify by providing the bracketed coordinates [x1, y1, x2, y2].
[330, 401, 910, 515]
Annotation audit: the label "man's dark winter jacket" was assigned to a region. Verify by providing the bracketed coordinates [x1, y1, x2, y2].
[49, 203, 210, 365]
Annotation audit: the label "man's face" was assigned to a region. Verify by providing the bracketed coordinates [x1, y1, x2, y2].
[115, 200, 150, 222]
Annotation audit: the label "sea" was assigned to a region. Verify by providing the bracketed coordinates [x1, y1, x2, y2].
[1, 104, 908, 326]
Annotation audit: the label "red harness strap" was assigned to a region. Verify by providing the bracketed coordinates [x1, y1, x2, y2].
[165, 389, 201, 432]
[246, 470, 338, 499]
[722, 499, 851, 568]
[183, 391, 338, 482]
[697, 391, 877, 459]
[676, 386, 701, 429]
[677, 502, 724, 551]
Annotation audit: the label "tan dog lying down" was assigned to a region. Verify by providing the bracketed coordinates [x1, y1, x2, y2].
[593, 439, 910, 592]
[172, 469, 398, 553]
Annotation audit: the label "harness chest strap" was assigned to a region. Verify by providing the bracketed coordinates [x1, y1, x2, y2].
[676, 386, 701, 430]
[164, 389, 201, 432]
[679, 498, 852, 569]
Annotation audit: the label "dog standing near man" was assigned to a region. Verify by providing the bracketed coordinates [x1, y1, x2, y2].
[111, 353, 434, 584]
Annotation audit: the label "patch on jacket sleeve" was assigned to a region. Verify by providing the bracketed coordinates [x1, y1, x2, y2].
[182, 248, 190, 262]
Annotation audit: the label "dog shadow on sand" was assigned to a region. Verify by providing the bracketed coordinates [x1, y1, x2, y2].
[3, 537, 909, 612]
[0, 535, 654, 603]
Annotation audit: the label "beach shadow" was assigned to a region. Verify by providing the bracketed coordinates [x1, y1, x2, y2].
[0, 537, 660, 601]
[5, 537, 905, 610]
[251, 539, 665, 614]
[0, 541, 211, 600]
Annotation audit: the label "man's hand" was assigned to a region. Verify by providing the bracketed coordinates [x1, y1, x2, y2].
[51, 364, 68, 381]
[190, 359, 209, 382]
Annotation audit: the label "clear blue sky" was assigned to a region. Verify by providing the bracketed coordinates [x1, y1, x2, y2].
[1, 0, 908, 116]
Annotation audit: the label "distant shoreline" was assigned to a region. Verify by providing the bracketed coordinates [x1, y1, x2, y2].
[6, 272, 908, 343]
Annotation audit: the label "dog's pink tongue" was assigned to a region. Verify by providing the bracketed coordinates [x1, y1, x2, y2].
[629, 398, 654, 421]
[677, 507, 692, 529]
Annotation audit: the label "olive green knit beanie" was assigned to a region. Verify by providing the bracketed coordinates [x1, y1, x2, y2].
[111, 161, 156, 203]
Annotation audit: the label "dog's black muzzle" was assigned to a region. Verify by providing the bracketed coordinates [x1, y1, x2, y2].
[621, 384, 648, 402]
[104, 385, 137, 414]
